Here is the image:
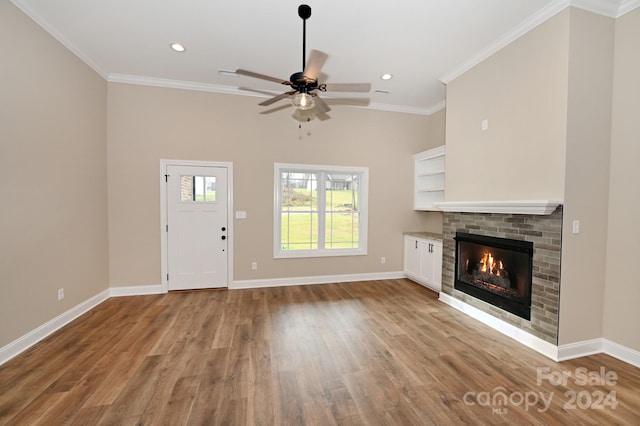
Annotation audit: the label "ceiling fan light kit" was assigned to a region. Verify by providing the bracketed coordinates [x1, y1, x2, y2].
[292, 92, 315, 110]
[235, 4, 371, 116]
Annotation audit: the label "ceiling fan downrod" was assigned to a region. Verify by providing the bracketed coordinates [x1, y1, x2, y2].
[298, 4, 311, 70]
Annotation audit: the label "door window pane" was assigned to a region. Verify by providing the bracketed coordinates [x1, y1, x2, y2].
[180, 175, 216, 202]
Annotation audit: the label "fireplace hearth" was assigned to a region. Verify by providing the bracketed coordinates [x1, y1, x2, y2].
[454, 232, 533, 320]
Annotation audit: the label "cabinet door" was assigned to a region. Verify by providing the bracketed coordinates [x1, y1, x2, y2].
[403, 236, 420, 278]
[418, 240, 443, 292]
[417, 240, 432, 282]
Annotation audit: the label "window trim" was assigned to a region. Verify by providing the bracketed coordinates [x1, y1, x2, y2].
[274, 163, 369, 259]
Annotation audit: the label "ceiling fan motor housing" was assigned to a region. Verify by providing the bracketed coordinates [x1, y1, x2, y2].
[290, 71, 318, 91]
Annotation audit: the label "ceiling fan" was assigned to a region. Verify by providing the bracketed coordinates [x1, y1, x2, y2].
[236, 4, 371, 115]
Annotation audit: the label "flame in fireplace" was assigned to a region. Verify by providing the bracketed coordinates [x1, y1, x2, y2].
[479, 252, 505, 276]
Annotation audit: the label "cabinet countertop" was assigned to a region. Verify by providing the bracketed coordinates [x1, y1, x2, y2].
[404, 232, 444, 241]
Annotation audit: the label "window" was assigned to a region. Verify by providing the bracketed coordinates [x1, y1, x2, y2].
[274, 163, 368, 258]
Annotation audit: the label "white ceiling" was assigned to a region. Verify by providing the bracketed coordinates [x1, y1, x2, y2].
[11, 0, 636, 115]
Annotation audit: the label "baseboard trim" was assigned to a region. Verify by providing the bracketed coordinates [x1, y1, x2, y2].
[0, 289, 110, 365]
[109, 284, 164, 297]
[557, 338, 640, 368]
[231, 271, 405, 289]
[438, 293, 559, 361]
[557, 338, 603, 362]
[439, 293, 640, 368]
[603, 339, 640, 368]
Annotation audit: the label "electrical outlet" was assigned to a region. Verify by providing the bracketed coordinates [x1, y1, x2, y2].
[58, 288, 64, 301]
[381, 256, 386, 264]
[251, 262, 257, 270]
[481, 119, 489, 131]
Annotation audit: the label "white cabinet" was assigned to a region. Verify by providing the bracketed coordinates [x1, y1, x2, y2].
[403, 234, 443, 293]
[414, 145, 445, 211]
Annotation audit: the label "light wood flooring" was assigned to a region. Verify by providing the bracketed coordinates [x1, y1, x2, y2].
[1, 279, 638, 425]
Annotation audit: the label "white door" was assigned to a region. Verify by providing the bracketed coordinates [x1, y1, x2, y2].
[167, 165, 228, 290]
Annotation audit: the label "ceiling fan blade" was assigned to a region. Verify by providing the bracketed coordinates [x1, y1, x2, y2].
[302, 50, 328, 81]
[321, 83, 372, 93]
[261, 104, 292, 115]
[258, 91, 296, 106]
[312, 94, 331, 114]
[238, 86, 281, 96]
[236, 69, 291, 86]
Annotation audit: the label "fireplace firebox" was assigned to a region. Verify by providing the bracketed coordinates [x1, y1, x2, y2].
[454, 232, 533, 320]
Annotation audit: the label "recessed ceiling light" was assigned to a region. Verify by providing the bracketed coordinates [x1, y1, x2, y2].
[170, 42, 186, 53]
[381, 73, 393, 80]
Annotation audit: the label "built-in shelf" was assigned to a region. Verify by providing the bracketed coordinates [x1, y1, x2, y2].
[417, 188, 444, 193]
[417, 170, 445, 177]
[414, 145, 445, 211]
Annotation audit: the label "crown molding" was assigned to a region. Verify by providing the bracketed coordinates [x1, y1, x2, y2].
[109, 73, 442, 116]
[616, 0, 640, 15]
[572, 0, 620, 16]
[10, 0, 109, 79]
[573, 0, 640, 17]
[440, 0, 571, 84]
[425, 100, 447, 115]
[108, 73, 253, 97]
[440, 0, 640, 85]
[367, 101, 443, 116]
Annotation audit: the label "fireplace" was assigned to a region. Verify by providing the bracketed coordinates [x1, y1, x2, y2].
[454, 232, 533, 320]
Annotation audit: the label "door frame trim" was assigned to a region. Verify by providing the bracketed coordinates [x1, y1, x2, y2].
[160, 159, 234, 293]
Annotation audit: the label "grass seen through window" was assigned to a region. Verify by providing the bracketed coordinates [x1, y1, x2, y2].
[281, 188, 359, 250]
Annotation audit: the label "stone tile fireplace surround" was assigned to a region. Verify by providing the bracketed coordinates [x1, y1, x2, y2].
[440, 206, 563, 345]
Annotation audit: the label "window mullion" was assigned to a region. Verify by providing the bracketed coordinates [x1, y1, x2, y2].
[317, 171, 326, 249]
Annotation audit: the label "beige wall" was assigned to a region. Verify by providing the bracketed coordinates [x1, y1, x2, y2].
[443, 7, 629, 348]
[428, 107, 447, 149]
[444, 10, 570, 202]
[0, 3, 109, 347]
[558, 8, 614, 345]
[107, 83, 442, 286]
[603, 7, 640, 352]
